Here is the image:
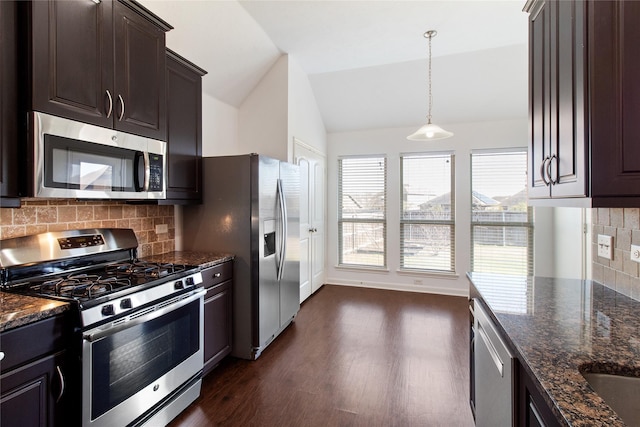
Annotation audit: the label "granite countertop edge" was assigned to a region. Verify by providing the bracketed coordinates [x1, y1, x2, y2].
[139, 250, 235, 269]
[468, 273, 637, 427]
[1, 251, 234, 333]
[0, 294, 70, 333]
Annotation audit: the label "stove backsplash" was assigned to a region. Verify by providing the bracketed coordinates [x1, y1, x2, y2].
[0, 199, 174, 257]
[592, 208, 640, 301]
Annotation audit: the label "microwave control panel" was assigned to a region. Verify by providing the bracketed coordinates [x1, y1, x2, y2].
[149, 154, 163, 191]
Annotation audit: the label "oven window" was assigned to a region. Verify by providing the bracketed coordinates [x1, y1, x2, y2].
[90, 300, 200, 420]
[45, 134, 135, 191]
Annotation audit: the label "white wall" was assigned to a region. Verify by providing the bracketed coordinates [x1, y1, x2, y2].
[238, 55, 289, 161]
[326, 119, 555, 297]
[202, 93, 239, 157]
[288, 56, 327, 156]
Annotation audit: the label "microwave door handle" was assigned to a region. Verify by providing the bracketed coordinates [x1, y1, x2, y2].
[134, 152, 150, 192]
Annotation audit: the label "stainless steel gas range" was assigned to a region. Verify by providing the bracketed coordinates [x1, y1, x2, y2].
[0, 228, 204, 427]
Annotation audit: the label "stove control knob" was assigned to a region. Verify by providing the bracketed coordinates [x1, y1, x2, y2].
[120, 298, 132, 309]
[174, 280, 184, 290]
[101, 304, 115, 316]
[185, 277, 195, 287]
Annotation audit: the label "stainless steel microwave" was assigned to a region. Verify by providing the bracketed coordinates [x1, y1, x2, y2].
[30, 111, 166, 200]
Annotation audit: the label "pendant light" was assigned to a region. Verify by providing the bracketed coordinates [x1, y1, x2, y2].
[407, 30, 453, 141]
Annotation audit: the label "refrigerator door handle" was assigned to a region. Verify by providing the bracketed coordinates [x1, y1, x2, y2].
[276, 178, 288, 282]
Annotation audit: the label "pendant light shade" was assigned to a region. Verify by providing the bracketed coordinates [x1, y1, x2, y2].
[407, 123, 453, 141]
[407, 30, 453, 141]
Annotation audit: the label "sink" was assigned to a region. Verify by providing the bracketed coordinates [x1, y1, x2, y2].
[582, 372, 640, 427]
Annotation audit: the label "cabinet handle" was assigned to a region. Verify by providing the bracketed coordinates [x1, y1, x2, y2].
[117, 95, 125, 121]
[214, 273, 221, 278]
[0, 351, 4, 361]
[105, 90, 113, 118]
[540, 156, 550, 186]
[548, 154, 557, 185]
[55, 365, 65, 403]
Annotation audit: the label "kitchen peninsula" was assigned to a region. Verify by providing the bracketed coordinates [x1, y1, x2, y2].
[469, 273, 640, 426]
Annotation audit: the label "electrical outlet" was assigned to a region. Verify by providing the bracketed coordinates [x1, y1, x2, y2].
[597, 234, 613, 260]
[631, 245, 640, 263]
[155, 224, 168, 234]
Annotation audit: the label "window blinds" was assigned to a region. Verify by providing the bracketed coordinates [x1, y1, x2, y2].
[400, 153, 455, 272]
[338, 156, 387, 267]
[471, 151, 533, 276]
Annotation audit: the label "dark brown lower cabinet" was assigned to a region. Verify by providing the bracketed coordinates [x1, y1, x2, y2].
[518, 361, 561, 427]
[201, 261, 233, 376]
[0, 313, 78, 427]
[1, 351, 69, 427]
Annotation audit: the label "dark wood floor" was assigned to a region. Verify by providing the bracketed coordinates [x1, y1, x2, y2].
[169, 285, 475, 427]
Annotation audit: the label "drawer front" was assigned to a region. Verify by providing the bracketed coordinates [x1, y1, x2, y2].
[1, 313, 73, 373]
[201, 261, 233, 289]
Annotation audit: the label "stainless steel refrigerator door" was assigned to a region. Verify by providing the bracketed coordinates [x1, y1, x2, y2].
[257, 156, 281, 351]
[278, 161, 301, 325]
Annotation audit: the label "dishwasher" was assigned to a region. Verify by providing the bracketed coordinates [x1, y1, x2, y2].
[473, 299, 515, 427]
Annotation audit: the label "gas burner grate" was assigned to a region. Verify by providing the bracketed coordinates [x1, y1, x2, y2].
[105, 261, 186, 279]
[33, 274, 132, 299]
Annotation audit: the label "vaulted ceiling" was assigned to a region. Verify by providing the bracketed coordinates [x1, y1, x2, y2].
[141, 0, 529, 133]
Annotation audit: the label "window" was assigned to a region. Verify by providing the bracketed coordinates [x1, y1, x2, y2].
[338, 156, 387, 267]
[471, 150, 533, 276]
[400, 153, 455, 272]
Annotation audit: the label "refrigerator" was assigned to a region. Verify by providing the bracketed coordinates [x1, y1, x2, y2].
[183, 154, 300, 360]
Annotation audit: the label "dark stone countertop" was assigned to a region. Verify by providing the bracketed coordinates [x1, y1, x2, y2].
[468, 272, 640, 427]
[140, 250, 234, 269]
[1, 251, 233, 334]
[0, 292, 70, 333]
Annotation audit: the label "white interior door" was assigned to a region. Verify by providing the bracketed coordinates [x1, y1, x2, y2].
[294, 139, 325, 303]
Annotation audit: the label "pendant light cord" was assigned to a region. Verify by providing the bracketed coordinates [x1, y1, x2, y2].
[426, 30, 435, 125]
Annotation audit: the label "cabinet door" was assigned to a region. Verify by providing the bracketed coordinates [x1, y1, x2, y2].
[165, 52, 205, 203]
[527, 0, 552, 199]
[1, 0, 22, 201]
[518, 362, 561, 427]
[203, 280, 232, 376]
[590, 1, 640, 199]
[30, 0, 114, 128]
[549, 0, 587, 198]
[0, 351, 70, 427]
[113, 0, 167, 140]
[527, 0, 587, 200]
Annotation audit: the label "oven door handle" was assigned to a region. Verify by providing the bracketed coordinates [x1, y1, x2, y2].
[83, 288, 205, 342]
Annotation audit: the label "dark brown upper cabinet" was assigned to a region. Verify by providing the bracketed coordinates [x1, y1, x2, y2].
[525, 0, 640, 207]
[1, 0, 23, 205]
[28, 0, 172, 141]
[162, 50, 207, 204]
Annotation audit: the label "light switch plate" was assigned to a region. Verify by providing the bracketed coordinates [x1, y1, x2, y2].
[597, 234, 613, 260]
[155, 224, 168, 234]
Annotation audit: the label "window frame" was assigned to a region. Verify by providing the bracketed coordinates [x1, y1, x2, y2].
[337, 155, 388, 269]
[470, 148, 534, 276]
[399, 151, 456, 274]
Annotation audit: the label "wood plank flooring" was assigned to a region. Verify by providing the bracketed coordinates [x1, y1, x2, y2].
[169, 285, 475, 427]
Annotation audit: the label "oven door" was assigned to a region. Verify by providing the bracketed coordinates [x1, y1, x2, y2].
[31, 111, 166, 200]
[82, 288, 205, 427]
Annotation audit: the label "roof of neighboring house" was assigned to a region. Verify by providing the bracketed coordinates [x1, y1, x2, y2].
[418, 190, 500, 208]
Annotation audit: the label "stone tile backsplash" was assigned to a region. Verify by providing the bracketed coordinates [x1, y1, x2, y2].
[592, 208, 640, 301]
[0, 199, 174, 257]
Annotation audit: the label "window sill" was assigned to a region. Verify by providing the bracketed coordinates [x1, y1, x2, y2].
[334, 265, 390, 274]
[396, 269, 460, 280]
